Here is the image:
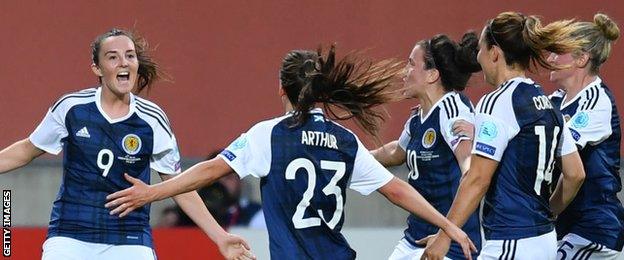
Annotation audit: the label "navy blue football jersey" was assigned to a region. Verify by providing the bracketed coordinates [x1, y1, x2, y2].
[472, 77, 577, 240]
[397, 92, 481, 259]
[549, 77, 624, 251]
[220, 108, 394, 260]
[29, 87, 181, 247]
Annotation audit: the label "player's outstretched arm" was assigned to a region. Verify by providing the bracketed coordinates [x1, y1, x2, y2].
[160, 173, 256, 260]
[549, 151, 585, 215]
[0, 138, 45, 174]
[371, 140, 406, 167]
[378, 177, 476, 260]
[105, 157, 234, 216]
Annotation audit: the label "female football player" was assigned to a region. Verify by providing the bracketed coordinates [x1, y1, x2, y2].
[0, 29, 252, 260]
[371, 32, 482, 260]
[548, 13, 623, 260]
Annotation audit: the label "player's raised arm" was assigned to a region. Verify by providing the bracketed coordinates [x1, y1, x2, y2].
[0, 138, 45, 174]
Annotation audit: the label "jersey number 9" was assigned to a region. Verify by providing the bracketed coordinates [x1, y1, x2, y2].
[97, 149, 114, 177]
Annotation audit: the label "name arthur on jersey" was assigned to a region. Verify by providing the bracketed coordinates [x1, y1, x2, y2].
[301, 131, 338, 149]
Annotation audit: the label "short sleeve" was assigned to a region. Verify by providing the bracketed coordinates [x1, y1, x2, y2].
[439, 98, 474, 151]
[219, 121, 273, 179]
[29, 109, 68, 155]
[398, 115, 415, 150]
[349, 137, 394, 195]
[558, 125, 578, 157]
[472, 112, 519, 162]
[151, 134, 182, 174]
[566, 95, 612, 149]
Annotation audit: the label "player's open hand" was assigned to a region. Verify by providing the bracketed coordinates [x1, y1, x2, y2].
[217, 233, 256, 260]
[105, 173, 156, 217]
[451, 119, 474, 139]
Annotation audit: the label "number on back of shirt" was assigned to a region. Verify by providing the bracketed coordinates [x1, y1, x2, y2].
[285, 158, 346, 230]
[534, 126, 560, 195]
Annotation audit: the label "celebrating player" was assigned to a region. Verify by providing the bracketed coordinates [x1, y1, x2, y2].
[105, 45, 478, 259]
[0, 29, 251, 260]
[371, 32, 482, 260]
[422, 12, 587, 260]
[548, 13, 623, 260]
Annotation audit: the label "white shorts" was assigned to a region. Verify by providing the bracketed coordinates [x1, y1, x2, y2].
[42, 236, 156, 260]
[557, 233, 622, 260]
[478, 230, 557, 260]
[388, 238, 452, 260]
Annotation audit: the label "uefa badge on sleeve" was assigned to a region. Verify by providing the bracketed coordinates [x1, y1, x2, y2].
[572, 111, 589, 129]
[122, 134, 142, 155]
[478, 121, 498, 141]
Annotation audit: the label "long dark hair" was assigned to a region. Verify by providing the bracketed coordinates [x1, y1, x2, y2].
[91, 28, 164, 93]
[419, 32, 482, 92]
[279, 44, 403, 138]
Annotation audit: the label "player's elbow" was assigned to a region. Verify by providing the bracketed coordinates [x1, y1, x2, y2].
[463, 170, 492, 190]
[378, 177, 411, 204]
[567, 168, 585, 186]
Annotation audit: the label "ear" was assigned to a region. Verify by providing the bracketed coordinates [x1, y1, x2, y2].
[426, 68, 440, 84]
[491, 45, 501, 63]
[91, 63, 103, 77]
[575, 52, 590, 68]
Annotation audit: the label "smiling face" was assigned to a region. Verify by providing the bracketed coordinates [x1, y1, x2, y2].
[403, 45, 432, 98]
[91, 35, 139, 96]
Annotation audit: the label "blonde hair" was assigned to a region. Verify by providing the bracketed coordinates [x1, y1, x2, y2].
[568, 13, 620, 74]
[485, 11, 589, 71]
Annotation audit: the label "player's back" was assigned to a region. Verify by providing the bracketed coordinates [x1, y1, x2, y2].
[262, 109, 359, 259]
[473, 77, 564, 240]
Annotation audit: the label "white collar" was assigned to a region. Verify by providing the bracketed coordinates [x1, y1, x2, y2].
[560, 77, 602, 109]
[94, 87, 136, 124]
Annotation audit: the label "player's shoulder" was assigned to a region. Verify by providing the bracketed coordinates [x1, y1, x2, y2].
[579, 78, 612, 111]
[50, 87, 98, 113]
[439, 92, 473, 120]
[476, 78, 518, 115]
[133, 95, 174, 138]
[248, 114, 292, 136]
[135, 95, 171, 119]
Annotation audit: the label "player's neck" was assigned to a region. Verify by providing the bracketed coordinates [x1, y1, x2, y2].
[494, 66, 525, 87]
[100, 87, 131, 119]
[417, 85, 446, 116]
[561, 73, 598, 103]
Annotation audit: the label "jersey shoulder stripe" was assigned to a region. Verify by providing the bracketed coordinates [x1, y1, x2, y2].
[50, 88, 97, 112]
[136, 98, 171, 126]
[135, 105, 173, 138]
[480, 81, 513, 114]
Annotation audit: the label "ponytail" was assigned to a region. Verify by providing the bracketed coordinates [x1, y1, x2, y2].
[280, 44, 403, 138]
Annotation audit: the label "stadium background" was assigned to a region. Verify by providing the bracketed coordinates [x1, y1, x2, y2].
[0, 1, 622, 259]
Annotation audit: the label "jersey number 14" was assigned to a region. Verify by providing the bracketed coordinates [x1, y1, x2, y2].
[534, 126, 560, 196]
